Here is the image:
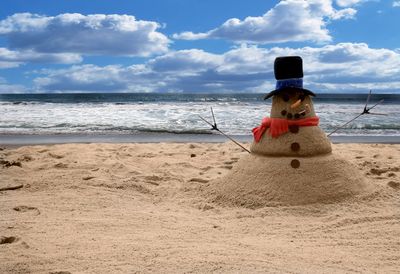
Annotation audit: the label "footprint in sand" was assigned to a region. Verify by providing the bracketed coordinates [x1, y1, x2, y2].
[189, 178, 209, 183]
[13, 205, 40, 215]
[82, 176, 96, 181]
[176, 162, 193, 168]
[112, 163, 126, 170]
[48, 153, 64, 159]
[390, 167, 400, 172]
[126, 183, 151, 194]
[196, 203, 214, 211]
[54, 163, 68, 168]
[0, 236, 19, 245]
[361, 160, 372, 167]
[138, 152, 157, 158]
[370, 168, 387, 176]
[388, 181, 400, 189]
[18, 155, 33, 162]
[143, 175, 162, 186]
[370, 167, 400, 176]
[0, 159, 22, 168]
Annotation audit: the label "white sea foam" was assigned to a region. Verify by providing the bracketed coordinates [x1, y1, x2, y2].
[0, 100, 399, 136]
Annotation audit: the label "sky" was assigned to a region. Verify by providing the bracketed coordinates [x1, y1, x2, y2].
[0, 0, 400, 94]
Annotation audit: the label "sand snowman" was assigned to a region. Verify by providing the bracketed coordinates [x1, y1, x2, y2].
[209, 56, 372, 208]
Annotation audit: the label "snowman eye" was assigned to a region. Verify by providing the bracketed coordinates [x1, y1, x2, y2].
[282, 94, 290, 102]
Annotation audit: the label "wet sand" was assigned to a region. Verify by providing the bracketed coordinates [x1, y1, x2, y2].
[1, 133, 399, 146]
[1, 142, 399, 273]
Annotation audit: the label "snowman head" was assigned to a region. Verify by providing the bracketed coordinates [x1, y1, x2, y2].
[264, 56, 317, 119]
[270, 88, 316, 119]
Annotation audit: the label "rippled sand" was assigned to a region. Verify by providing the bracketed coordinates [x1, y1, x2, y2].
[1, 143, 399, 273]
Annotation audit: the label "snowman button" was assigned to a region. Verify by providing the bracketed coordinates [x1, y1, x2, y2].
[281, 110, 287, 116]
[291, 142, 300, 152]
[287, 113, 293, 119]
[291, 159, 300, 168]
[289, 125, 299, 133]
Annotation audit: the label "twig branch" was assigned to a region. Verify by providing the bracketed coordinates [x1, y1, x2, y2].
[198, 109, 251, 154]
[0, 184, 23, 191]
[328, 91, 386, 136]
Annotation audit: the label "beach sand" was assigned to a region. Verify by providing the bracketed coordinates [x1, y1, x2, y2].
[1, 142, 399, 273]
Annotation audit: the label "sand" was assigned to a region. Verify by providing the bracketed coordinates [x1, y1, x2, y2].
[209, 153, 372, 207]
[1, 142, 399, 273]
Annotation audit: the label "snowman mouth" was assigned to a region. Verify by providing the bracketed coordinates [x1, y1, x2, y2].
[297, 104, 310, 116]
[298, 109, 306, 116]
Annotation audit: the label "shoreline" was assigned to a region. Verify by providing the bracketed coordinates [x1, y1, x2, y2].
[1, 133, 400, 146]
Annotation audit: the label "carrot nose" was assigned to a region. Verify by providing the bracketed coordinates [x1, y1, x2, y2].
[291, 99, 302, 109]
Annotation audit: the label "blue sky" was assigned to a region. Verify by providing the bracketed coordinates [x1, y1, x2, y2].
[0, 0, 400, 93]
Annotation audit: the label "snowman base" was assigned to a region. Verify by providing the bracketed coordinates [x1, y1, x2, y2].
[208, 153, 373, 208]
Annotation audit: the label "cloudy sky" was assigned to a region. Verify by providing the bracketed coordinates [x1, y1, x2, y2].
[0, 0, 399, 94]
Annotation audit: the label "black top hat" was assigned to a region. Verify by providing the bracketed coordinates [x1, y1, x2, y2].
[264, 56, 315, 100]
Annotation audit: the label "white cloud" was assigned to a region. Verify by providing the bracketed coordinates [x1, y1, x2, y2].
[0, 61, 21, 69]
[34, 64, 130, 92]
[0, 13, 170, 57]
[393, 1, 400, 7]
[31, 43, 400, 93]
[148, 49, 223, 73]
[0, 47, 82, 68]
[173, 0, 357, 44]
[216, 45, 274, 74]
[335, 0, 363, 7]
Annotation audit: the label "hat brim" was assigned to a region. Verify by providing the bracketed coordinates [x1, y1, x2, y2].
[263, 87, 316, 100]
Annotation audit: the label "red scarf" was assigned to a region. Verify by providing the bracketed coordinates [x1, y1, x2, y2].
[252, 116, 319, 142]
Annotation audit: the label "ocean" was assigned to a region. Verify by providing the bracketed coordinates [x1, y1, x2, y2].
[1, 93, 400, 144]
